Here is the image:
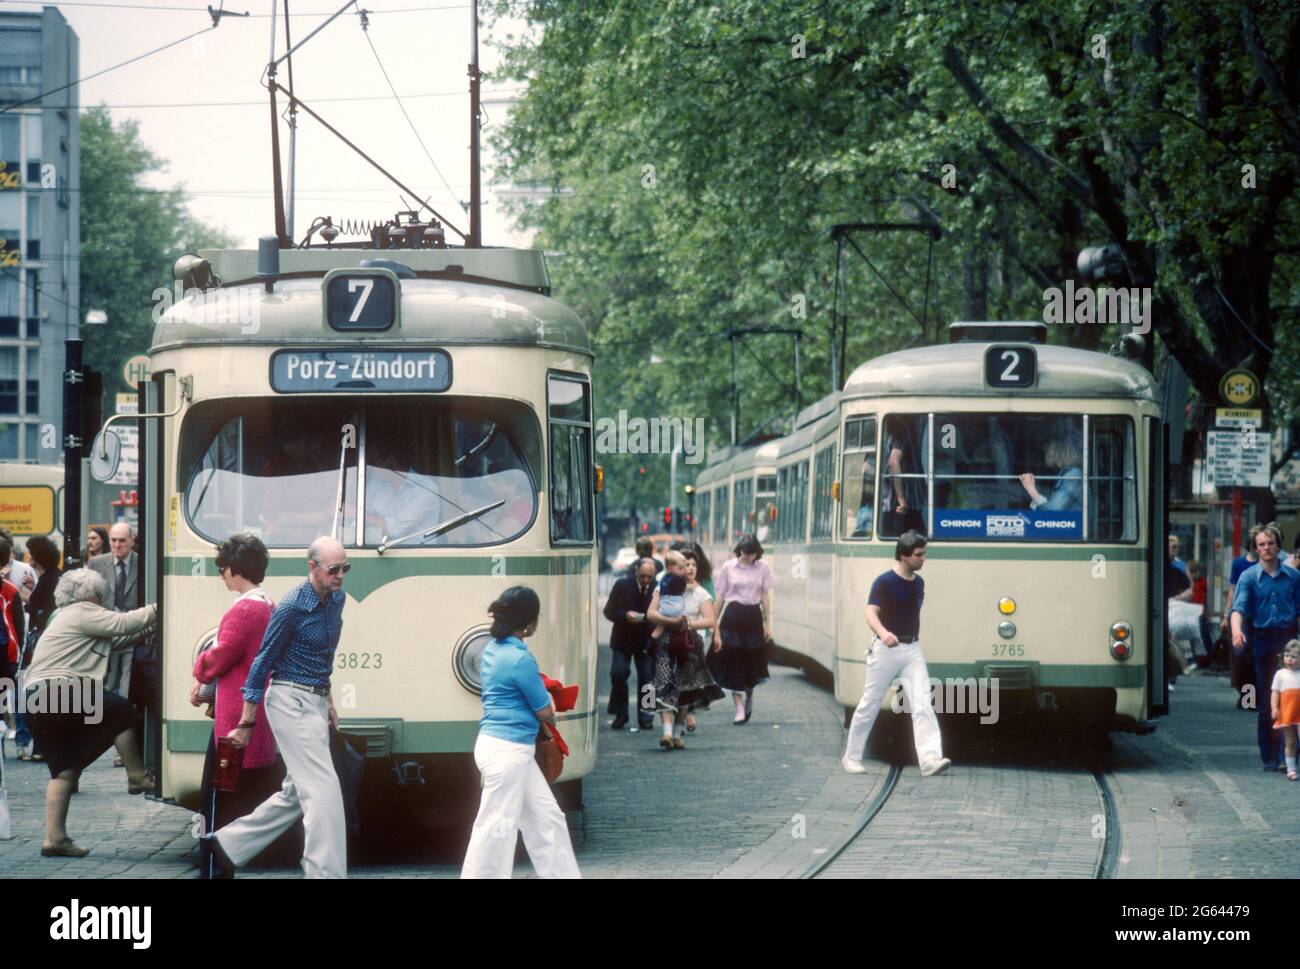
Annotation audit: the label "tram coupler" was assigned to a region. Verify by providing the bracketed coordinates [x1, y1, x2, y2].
[392, 760, 427, 787]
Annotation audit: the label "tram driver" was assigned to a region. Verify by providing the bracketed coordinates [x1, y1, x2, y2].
[366, 440, 442, 545]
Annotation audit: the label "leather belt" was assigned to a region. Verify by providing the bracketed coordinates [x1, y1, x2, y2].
[895, 635, 919, 644]
[270, 679, 331, 697]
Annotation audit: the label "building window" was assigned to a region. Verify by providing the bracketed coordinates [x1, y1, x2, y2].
[0, 272, 16, 336]
[24, 268, 37, 335]
[24, 113, 40, 185]
[0, 346, 19, 414]
[24, 345, 38, 412]
[25, 199, 39, 258]
[0, 425, 16, 459]
[25, 422, 43, 459]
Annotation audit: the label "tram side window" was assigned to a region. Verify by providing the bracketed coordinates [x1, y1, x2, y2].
[842, 416, 877, 539]
[1089, 416, 1138, 543]
[713, 484, 729, 542]
[754, 475, 776, 544]
[732, 477, 753, 540]
[812, 444, 836, 540]
[548, 375, 593, 544]
[698, 489, 711, 544]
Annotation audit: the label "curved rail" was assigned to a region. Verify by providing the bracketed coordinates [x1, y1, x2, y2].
[800, 764, 902, 879]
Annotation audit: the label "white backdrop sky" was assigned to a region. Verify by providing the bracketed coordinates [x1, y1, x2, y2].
[9, 0, 532, 248]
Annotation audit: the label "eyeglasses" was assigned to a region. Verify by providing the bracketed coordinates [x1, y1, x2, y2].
[316, 562, 351, 576]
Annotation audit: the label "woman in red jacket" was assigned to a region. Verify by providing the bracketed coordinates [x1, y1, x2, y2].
[191, 533, 279, 879]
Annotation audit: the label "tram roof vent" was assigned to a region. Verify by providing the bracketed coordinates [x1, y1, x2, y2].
[948, 321, 1047, 344]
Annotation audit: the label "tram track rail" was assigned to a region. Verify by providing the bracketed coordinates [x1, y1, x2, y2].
[802, 762, 1120, 880]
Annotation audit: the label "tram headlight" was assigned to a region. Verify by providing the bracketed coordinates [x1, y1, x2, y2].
[997, 621, 1016, 640]
[997, 597, 1016, 615]
[1110, 621, 1133, 660]
[454, 627, 494, 695]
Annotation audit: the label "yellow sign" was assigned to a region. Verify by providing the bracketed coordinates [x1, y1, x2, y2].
[0, 162, 20, 191]
[0, 485, 56, 535]
[1219, 368, 1260, 407]
[123, 354, 151, 388]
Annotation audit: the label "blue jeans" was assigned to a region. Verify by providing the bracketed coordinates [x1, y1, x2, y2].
[1252, 625, 1298, 765]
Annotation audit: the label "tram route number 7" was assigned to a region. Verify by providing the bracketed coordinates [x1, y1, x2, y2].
[984, 344, 1037, 389]
[326, 273, 396, 330]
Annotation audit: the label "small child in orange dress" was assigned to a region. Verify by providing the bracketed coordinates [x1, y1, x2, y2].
[1270, 640, 1300, 781]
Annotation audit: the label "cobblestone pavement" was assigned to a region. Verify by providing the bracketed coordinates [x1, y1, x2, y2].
[3, 616, 1297, 878]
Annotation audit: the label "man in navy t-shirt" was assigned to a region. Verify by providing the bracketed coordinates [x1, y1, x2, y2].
[841, 530, 951, 777]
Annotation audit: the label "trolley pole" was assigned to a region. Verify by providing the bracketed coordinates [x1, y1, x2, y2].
[62, 339, 84, 568]
[730, 334, 739, 447]
[467, 0, 482, 249]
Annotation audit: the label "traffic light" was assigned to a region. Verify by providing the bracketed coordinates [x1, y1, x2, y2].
[663, 507, 672, 528]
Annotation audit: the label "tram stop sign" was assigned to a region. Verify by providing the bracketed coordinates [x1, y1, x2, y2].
[1218, 368, 1260, 407]
[122, 354, 151, 389]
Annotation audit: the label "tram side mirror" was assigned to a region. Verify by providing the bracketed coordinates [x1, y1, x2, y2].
[90, 429, 122, 482]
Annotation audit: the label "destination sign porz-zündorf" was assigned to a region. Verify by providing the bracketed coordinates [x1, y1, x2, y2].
[270, 349, 452, 393]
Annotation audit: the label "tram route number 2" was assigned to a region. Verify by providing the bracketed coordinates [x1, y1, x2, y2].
[984, 344, 1037, 389]
[336, 652, 384, 669]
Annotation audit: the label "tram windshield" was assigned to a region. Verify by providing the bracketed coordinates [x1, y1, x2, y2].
[183, 398, 538, 548]
[870, 412, 1137, 543]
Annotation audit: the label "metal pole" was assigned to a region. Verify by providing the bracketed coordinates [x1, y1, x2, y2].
[730, 332, 739, 447]
[284, 0, 297, 240]
[670, 446, 677, 532]
[793, 332, 802, 417]
[468, 0, 482, 248]
[62, 339, 84, 568]
[837, 234, 847, 390]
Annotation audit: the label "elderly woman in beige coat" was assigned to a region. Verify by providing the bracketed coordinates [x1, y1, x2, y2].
[23, 568, 157, 858]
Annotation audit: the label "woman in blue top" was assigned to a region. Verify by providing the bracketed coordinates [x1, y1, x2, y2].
[461, 586, 581, 879]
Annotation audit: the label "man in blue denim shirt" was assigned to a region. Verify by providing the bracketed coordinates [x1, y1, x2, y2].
[1231, 524, 1300, 770]
[204, 536, 350, 878]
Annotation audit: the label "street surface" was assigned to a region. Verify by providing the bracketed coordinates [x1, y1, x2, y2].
[2, 600, 1296, 878]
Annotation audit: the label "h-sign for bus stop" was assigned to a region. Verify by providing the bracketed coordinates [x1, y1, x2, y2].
[122, 354, 151, 389]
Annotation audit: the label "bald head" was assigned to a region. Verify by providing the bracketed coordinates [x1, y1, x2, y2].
[308, 536, 349, 597]
[108, 522, 134, 561]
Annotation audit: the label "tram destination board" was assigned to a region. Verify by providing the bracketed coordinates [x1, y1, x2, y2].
[984, 344, 1037, 389]
[270, 349, 452, 393]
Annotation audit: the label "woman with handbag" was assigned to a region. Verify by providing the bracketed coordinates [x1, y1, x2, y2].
[647, 549, 724, 749]
[461, 586, 581, 879]
[14, 535, 61, 762]
[708, 535, 774, 724]
[191, 534, 279, 878]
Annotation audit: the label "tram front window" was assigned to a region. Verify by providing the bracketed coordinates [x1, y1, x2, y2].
[183, 398, 537, 548]
[877, 412, 1136, 542]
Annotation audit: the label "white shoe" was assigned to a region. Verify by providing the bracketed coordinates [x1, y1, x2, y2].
[841, 755, 868, 774]
[920, 756, 951, 777]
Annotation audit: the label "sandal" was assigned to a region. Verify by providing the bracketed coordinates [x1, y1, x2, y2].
[31, 752, 44, 762]
[17, 752, 32, 762]
[659, 736, 674, 750]
[41, 838, 91, 858]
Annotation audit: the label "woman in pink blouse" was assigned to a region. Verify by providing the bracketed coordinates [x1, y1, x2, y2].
[191, 533, 278, 879]
[708, 534, 774, 724]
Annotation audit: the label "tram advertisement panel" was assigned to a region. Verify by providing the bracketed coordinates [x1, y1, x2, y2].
[270, 348, 452, 393]
[933, 508, 1082, 540]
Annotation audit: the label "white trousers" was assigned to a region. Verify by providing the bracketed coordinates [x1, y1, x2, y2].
[461, 733, 581, 879]
[844, 639, 944, 765]
[215, 684, 347, 879]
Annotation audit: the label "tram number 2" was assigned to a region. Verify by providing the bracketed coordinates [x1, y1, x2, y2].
[336, 652, 383, 669]
[984, 345, 1037, 389]
[991, 643, 1025, 657]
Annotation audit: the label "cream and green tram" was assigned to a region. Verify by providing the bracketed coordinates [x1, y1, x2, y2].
[705, 322, 1167, 733]
[695, 440, 778, 566]
[138, 244, 599, 825]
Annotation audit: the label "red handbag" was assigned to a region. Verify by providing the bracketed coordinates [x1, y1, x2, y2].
[212, 736, 245, 793]
[535, 723, 566, 783]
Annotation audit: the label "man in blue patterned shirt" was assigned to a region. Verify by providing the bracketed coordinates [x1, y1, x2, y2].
[203, 536, 350, 878]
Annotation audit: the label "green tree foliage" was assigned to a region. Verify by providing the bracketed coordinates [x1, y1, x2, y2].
[79, 106, 235, 394]
[489, 0, 1299, 511]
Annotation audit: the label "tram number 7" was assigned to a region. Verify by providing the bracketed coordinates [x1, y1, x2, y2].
[348, 279, 374, 322]
[984, 345, 1037, 389]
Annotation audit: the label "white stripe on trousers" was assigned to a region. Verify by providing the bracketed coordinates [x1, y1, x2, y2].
[844, 639, 944, 765]
[461, 732, 581, 879]
[214, 684, 347, 879]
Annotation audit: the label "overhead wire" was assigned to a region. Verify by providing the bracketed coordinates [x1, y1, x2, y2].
[1, 1, 467, 15]
[1, 23, 219, 112]
[359, 17, 462, 216]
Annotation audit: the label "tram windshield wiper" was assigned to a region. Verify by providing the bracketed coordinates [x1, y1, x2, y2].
[377, 499, 505, 554]
[454, 421, 497, 467]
